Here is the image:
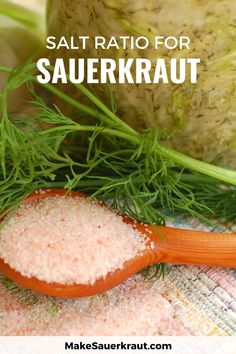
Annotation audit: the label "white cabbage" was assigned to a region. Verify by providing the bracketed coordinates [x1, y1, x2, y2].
[47, 0, 236, 166]
[0, 1, 45, 111]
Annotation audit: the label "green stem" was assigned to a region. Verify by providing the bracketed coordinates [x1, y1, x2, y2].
[73, 83, 138, 136]
[157, 145, 236, 186]
[0, 0, 44, 38]
[0, 66, 11, 74]
[43, 83, 102, 118]
[40, 124, 139, 144]
[40, 82, 116, 126]
[37, 179, 108, 189]
[175, 173, 219, 185]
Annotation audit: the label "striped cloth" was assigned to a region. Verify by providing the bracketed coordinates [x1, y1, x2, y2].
[163, 217, 236, 336]
[0, 217, 236, 336]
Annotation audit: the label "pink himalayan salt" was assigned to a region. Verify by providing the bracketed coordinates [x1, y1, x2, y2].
[0, 196, 148, 285]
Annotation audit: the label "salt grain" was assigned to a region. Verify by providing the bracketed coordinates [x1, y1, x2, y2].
[0, 196, 148, 285]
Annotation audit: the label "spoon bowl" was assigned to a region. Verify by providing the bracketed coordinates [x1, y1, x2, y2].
[0, 188, 236, 298]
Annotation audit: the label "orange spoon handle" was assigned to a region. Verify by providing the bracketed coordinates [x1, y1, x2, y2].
[141, 224, 236, 268]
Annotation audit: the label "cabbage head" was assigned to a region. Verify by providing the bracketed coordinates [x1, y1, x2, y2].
[47, 0, 236, 167]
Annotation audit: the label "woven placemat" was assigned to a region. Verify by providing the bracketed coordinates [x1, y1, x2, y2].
[0, 217, 235, 336]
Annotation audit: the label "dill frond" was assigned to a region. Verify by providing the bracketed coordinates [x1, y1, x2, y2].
[0, 276, 39, 305]
[0, 275, 59, 314]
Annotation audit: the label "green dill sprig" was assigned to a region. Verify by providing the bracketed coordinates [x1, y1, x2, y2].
[0, 276, 39, 305]
[0, 275, 59, 314]
[0, 60, 236, 227]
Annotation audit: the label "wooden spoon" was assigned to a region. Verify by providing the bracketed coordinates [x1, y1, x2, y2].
[0, 188, 236, 298]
